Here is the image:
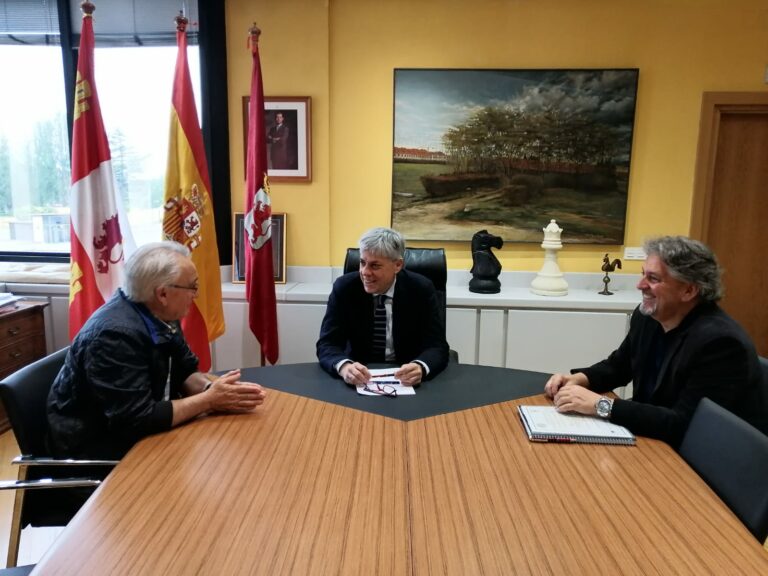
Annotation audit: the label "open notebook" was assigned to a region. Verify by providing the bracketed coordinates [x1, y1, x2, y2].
[518, 405, 636, 445]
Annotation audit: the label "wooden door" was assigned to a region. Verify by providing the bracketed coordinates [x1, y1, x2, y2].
[691, 92, 768, 356]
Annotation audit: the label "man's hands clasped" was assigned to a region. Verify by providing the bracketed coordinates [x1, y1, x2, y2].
[544, 372, 600, 416]
[340, 361, 423, 387]
[206, 369, 266, 413]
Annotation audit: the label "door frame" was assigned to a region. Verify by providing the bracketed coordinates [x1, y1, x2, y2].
[690, 92, 768, 239]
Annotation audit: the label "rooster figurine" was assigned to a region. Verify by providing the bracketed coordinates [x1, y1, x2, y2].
[599, 253, 622, 295]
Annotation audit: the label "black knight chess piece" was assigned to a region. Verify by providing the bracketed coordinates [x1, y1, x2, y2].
[469, 230, 504, 294]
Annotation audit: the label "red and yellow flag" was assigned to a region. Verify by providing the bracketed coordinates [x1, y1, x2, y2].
[244, 25, 279, 365]
[69, 2, 135, 339]
[162, 13, 224, 371]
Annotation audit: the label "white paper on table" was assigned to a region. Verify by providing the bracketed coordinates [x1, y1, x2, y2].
[356, 368, 416, 396]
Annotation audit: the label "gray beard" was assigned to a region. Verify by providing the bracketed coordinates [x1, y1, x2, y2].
[639, 301, 655, 316]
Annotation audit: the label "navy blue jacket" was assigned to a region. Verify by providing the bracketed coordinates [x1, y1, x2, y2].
[47, 290, 199, 459]
[316, 269, 449, 380]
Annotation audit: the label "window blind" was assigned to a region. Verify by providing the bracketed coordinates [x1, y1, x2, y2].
[0, 0, 199, 46]
[0, 0, 60, 45]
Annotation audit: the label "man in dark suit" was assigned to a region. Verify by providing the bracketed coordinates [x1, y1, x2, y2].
[317, 227, 449, 386]
[544, 235, 764, 447]
[267, 112, 293, 169]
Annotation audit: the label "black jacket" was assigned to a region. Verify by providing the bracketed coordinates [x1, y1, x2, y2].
[579, 303, 764, 447]
[316, 269, 449, 379]
[47, 290, 199, 459]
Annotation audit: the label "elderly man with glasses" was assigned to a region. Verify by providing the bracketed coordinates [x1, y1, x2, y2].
[47, 241, 266, 460]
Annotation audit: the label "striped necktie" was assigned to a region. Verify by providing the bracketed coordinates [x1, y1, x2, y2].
[372, 294, 388, 362]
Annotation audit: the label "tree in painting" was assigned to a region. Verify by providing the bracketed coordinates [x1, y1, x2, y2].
[392, 69, 639, 243]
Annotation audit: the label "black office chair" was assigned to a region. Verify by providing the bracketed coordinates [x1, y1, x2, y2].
[679, 397, 768, 543]
[0, 348, 118, 567]
[344, 247, 458, 363]
[758, 356, 768, 434]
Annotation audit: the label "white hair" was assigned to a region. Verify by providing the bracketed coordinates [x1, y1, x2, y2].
[123, 241, 190, 303]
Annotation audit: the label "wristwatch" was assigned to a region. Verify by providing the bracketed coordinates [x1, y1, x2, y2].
[596, 397, 613, 419]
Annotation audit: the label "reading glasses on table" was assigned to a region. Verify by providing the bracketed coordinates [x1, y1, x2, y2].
[363, 383, 398, 397]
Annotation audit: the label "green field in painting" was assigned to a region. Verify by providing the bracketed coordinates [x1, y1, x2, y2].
[391, 161, 628, 243]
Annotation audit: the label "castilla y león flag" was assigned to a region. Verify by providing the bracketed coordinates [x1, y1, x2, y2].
[244, 25, 279, 365]
[69, 3, 135, 340]
[162, 14, 225, 371]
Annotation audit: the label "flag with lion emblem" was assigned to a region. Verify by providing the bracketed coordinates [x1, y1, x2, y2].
[161, 13, 224, 371]
[244, 25, 279, 365]
[69, 3, 135, 340]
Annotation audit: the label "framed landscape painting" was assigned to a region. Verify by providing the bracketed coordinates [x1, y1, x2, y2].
[391, 68, 639, 243]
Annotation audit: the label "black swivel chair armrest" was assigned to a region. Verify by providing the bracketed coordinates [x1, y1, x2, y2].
[0, 478, 102, 490]
[1, 455, 117, 492]
[12, 456, 119, 467]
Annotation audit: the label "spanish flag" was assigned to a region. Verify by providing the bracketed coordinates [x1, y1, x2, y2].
[69, 2, 135, 340]
[162, 13, 224, 371]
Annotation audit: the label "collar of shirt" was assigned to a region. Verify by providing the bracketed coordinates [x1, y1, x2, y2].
[120, 289, 179, 345]
[375, 276, 397, 299]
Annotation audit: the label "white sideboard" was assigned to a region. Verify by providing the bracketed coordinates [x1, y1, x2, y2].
[1, 267, 641, 392]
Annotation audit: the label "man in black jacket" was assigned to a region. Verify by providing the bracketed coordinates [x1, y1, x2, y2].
[47, 241, 266, 459]
[545, 236, 764, 447]
[316, 227, 449, 387]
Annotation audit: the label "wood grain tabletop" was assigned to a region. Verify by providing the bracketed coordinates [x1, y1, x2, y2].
[31, 389, 768, 575]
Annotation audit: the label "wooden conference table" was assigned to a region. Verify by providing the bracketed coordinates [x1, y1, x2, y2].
[32, 362, 768, 575]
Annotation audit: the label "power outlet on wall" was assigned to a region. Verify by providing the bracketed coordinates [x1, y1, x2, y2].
[623, 247, 646, 261]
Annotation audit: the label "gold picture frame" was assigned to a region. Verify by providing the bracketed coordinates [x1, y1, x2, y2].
[232, 212, 286, 284]
[242, 96, 312, 182]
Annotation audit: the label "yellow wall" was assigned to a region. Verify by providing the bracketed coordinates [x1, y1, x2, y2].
[226, 0, 331, 272]
[227, 0, 768, 273]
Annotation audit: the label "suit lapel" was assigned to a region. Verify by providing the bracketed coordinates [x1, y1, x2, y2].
[356, 278, 376, 353]
[391, 272, 409, 357]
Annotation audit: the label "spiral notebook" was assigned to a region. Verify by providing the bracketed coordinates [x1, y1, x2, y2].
[518, 405, 636, 445]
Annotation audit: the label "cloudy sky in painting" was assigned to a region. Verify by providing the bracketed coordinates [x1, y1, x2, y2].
[393, 69, 639, 152]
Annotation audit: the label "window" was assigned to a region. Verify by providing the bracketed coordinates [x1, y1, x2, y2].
[0, 45, 70, 253]
[96, 46, 201, 248]
[0, 0, 229, 262]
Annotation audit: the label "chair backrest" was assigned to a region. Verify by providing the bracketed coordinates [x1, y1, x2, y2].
[344, 247, 459, 362]
[759, 356, 768, 432]
[344, 247, 447, 292]
[344, 247, 448, 327]
[0, 347, 68, 456]
[679, 397, 768, 542]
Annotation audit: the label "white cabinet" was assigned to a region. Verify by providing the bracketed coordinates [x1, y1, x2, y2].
[505, 309, 629, 374]
[213, 301, 327, 369]
[478, 309, 506, 367]
[446, 307, 478, 364]
[213, 301, 260, 370]
[49, 296, 70, 351]
[276, 303, 327, 365]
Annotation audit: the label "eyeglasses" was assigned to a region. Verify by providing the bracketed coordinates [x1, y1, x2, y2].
[363, 383, 397, 397]
[169, 284, 199, 296]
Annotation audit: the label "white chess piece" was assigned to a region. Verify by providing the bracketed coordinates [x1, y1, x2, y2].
[530, 219, 569, 296]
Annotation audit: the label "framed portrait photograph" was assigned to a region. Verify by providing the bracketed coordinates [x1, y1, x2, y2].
[242, 96, 312, 182]
[232, 212, 287, 284]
